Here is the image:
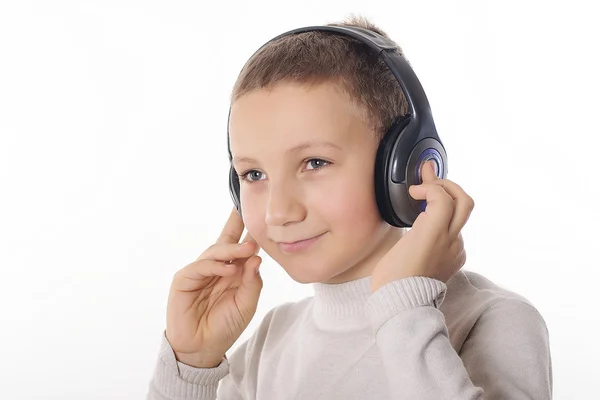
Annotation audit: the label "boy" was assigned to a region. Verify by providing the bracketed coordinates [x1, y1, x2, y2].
[147, 16, 552, 399]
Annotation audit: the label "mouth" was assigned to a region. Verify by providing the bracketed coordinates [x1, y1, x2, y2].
[277, 232, 327, 253]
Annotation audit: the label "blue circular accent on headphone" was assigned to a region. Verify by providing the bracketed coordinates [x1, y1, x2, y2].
[415, 148, 444, 183]
[415, 148, 444, 212]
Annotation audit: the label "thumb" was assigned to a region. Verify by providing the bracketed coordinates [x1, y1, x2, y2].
[236, 255, 263, 318]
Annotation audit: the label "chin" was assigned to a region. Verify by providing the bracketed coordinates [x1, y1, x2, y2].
[263, 251, 326, 282]
[279, 260, 328, 284]
[278, 255, 352, 284]
[287, 273, 320, 284]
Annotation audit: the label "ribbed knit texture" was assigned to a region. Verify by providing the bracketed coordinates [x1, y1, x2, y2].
[147, 270, 553, 399]
[364, 275, 447, 332]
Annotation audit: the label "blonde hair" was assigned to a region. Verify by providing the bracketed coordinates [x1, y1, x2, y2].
[230, 15, 409, 141]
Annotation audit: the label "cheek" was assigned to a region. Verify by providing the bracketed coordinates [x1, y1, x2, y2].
[240, 196, 267, 242]
[312, 174, 380, 226]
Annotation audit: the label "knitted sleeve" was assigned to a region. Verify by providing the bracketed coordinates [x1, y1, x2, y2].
[147, 306, 278, 399]
[364, 276, 552, 399]
[146, 330, 240, 400]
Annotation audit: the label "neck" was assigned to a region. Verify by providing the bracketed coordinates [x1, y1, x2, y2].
[310, 226, 405, 330]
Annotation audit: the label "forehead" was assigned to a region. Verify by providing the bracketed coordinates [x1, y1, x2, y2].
[228, 82, 365, 155]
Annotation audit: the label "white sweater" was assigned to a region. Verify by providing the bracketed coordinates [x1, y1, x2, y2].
[147, 270, 553, 399]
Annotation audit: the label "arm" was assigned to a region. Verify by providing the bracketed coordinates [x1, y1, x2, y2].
[459, 298, 553, 399]
[365, 276, 552, 399]
[146, 331, 242, 400]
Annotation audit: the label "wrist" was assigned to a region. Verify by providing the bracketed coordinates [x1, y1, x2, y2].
[174, 351, 225, 369]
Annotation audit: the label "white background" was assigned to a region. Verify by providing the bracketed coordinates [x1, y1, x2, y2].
[1, 0, 598, 398]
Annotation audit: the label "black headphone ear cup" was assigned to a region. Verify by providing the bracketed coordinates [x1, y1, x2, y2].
[374, 118, 411, 227]
[375, 117, 448, 227]
[229, 165, 242, 215]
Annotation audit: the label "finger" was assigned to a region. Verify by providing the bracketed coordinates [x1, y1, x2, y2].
[216, 207, 245, 244]
[241, 231, 261, 255]
[174, 258, 239, 291]
[422, 178, 466, 201]
[241, 254, 263, 288]
[201, 242, 257, 262]
[420, 160, 439, 183]
[449, 193, 474, 238]
[420, 179, 475, 237]
[409, 183, 454, 229]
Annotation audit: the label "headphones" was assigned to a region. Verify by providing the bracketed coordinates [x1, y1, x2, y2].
[227, 25, 447, 228]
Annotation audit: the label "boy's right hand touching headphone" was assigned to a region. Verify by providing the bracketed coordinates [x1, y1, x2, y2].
[165, 207, 263, 368]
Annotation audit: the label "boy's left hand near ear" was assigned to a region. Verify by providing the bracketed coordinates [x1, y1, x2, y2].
[370, 161, 474, 293]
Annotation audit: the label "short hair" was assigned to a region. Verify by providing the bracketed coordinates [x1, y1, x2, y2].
[230, 15, 409, 142]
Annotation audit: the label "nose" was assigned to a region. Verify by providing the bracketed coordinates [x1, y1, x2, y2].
[265, 179, 306, 226]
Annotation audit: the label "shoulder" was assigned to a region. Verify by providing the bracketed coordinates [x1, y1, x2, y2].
[441, 269, 550, 349]
[442, 268, 544, 316]
[440, 271, 553, 397]
[445, 269, 536, 304]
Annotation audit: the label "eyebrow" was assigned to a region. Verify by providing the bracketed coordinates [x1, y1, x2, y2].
[232, 140, 342, 164]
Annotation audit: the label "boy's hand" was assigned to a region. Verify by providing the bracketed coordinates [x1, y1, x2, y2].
[165, 207, 263, 368]
[370, 161, 473, 293]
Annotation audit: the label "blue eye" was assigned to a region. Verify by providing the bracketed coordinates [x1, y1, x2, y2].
[238, 158, 331, 184]
[306, 159, 330, 170]
[239, 170, 265, 182]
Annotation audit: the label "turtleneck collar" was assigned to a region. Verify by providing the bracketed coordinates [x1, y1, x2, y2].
[311, 274, 373, 330]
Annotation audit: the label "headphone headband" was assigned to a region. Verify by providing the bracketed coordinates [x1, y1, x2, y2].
[247, 25, 436, 133]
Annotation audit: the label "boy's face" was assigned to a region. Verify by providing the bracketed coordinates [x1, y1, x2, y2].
[228, 81, 403, 284]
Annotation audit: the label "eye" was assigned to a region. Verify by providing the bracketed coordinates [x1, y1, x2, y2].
[237, 158, 331, 184]
[305, 158, 330, 170]
[238, 170, 265, 182]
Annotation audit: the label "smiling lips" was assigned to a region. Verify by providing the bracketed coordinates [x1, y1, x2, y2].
[277, 232, 327, 253]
